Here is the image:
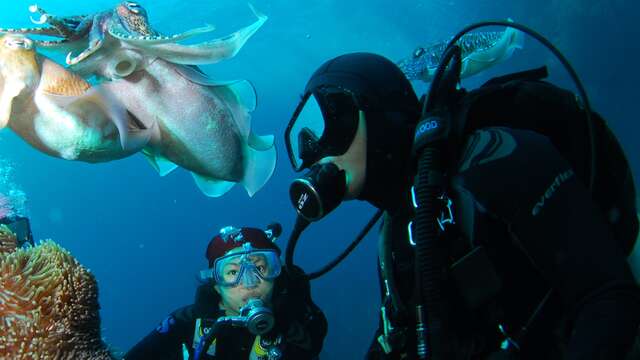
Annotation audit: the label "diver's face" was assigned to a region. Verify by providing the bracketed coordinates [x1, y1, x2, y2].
[213, 247, 275, 315]
[315, 111, 367, 199]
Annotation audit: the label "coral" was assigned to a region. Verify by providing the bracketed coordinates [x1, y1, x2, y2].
[0, 224, 17, 255]
[0, 239, 114, 359]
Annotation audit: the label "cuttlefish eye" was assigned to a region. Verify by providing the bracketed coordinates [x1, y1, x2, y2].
[413, 47, 426, 58]
[125, 1, 141, 13]
[4, 37, 33, 50]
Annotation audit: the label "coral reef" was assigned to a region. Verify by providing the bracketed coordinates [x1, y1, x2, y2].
[0, 235, 114, 359]
[0, 224, 17, 254]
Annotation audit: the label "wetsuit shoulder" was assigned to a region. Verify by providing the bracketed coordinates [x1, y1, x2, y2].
[123, 304, 200, 360]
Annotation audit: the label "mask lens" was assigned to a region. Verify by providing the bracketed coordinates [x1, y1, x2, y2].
[287, 95, 325, 170]
[286, 88, 361, 171]
[212, 250, 281, 287]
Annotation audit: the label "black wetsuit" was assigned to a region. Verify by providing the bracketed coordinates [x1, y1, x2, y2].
[368, 126, 640, 359]
[124, 266, 327, 360]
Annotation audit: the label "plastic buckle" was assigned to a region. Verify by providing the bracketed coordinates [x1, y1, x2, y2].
[437, 194, 455, 231]
[376, 306, 395, 354]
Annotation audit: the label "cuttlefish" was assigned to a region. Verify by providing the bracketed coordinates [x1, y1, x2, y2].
[101, 54, 276, 198]
[397, 24, 525, 83]
[67, 3, 267, 81]
[80, 5, 277, 197]
[1, 3, 276, 197]
[0, 33, 152, 162]
[0, 1, 217, 67]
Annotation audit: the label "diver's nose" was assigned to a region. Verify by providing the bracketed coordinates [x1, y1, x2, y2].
[240, 270, 261, 288]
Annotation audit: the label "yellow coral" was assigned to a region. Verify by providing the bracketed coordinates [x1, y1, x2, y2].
[0, 239, 114, 359]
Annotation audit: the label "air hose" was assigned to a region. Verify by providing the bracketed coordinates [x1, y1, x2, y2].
[411, 43, 462, 360]
[285, 210, 384, 280]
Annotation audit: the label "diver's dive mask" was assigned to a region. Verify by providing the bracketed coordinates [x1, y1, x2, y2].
[285, 87, 361, 171]
[285, 86, 359, 221]
[201, 243, 282, 288]
[0, 216, 34, 248]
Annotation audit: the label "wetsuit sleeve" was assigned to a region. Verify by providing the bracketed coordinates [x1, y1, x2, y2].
[453, 127, 640, 359]
[123, 306, 196, 360]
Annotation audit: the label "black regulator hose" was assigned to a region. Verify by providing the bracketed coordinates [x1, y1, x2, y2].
[285, 211, 384, 280]
[413, 147, 448, 360]
[307, 210, 383, 280]
[285, 216, 310, 271]
[413, 44, 462, 360]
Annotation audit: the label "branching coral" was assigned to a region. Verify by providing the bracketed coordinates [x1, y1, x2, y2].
[0, 239, 114, 359]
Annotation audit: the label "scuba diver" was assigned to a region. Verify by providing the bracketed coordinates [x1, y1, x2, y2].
[283, 22, 640, 360]
[0, 215, 34, 248]
[124, 224, 327, 360]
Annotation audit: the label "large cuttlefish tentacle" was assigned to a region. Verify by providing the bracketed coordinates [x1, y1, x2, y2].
[109, 24, 217, 45]
[66, 2, 217, 65]
[0, 24, 62, 37]
[111, 0, 217, 43]
[65, 13, 111, 66]
[0, 5, 93, 48]
[136, 4, 267, 65]
[27, 4, 92, 39]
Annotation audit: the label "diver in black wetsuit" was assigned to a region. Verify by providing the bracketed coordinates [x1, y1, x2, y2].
[0, 215, 34, 248]
[283, 49, 640, 359]
[124, 225, 327, 360]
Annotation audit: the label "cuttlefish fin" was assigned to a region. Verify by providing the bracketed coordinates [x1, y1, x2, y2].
[174, 65, 257, 111]
[189, 132, 276, 198]
[175, 64, 258, 137]
[248, 132, 274, 151]
[142, 4, 267, 65]
[191, 173, 236, 197]
[241, 133, 276, 197]
[0, 81, 24, 129]
[142, 148, 179, 176]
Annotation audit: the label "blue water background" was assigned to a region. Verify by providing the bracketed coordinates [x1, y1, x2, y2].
[0, 0, 638, 358]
